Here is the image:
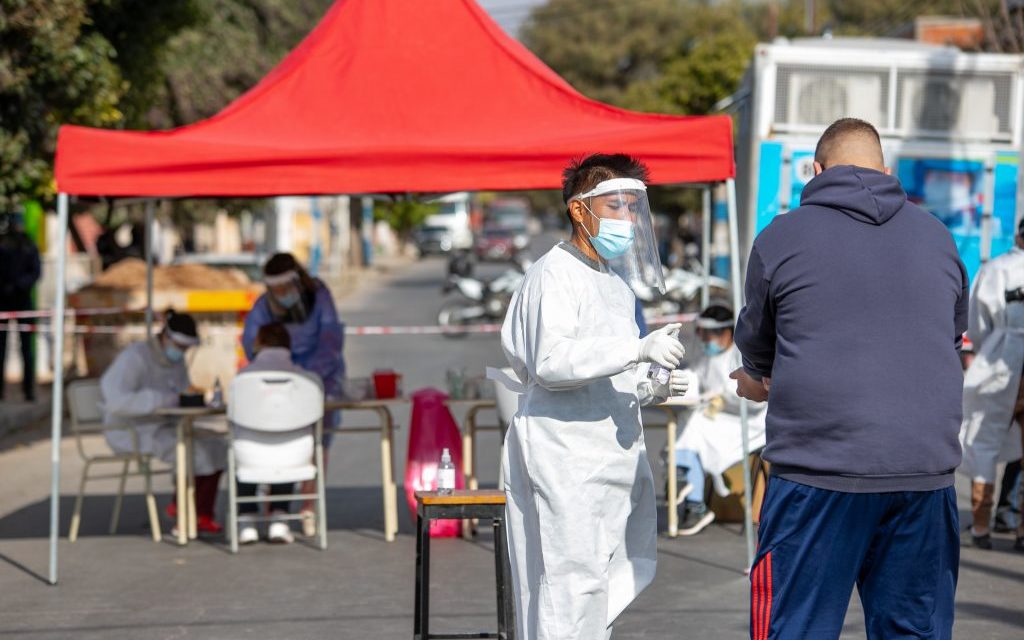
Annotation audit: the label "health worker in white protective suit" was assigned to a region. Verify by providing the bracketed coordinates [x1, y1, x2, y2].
[499, 154, 688, 640]
[960, 219, 1024, 550]
[100, 311, 227, 535]
[673, 304, 767, 536]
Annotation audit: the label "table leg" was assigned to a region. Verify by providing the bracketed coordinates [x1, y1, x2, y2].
[186, 418, 197, 540]
[175, 419, 188, 546]
[664, 407, 678, 538]
[462, 407, 479, 539]
[378, 408, 398, 542]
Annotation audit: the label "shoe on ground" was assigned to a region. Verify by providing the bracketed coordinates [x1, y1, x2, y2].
[268, 520, 294, 544]
[679, 507, 716, 536]
[970, 527, 992, 550]
[300, 509, 317, 537]
[196, 514, 223, 536]
[238, 525, 259, 545]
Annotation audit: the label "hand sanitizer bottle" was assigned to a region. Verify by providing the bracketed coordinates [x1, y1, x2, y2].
[438, 448, 455, 495]
[647, 327, 682, 385]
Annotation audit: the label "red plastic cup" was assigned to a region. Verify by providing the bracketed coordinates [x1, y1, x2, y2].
[373, 370, 400, 399]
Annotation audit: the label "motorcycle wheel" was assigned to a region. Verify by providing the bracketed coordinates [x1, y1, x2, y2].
[437, 300, 472, 339]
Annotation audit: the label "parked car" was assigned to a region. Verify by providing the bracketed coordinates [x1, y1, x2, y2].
[171, 252, 266, 282]
[474, 226, 529, 261]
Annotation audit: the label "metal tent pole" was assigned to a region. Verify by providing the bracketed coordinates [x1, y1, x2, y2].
[701, 186, 712, 309]
[49, 193, 70, 585]
[726, 178, 755, 569]
[144, 200, 155, 339]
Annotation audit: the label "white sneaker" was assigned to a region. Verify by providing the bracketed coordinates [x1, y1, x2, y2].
[238, 524, 259, 545]
[679, 510, 716, 536]
[267, 520, 294, 544]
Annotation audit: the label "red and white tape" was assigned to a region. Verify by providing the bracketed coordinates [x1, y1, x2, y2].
[5, 311, 699, 337]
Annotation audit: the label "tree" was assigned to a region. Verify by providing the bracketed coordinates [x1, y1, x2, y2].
[373, 197, 439, 246]
[0, 0, 124, 209]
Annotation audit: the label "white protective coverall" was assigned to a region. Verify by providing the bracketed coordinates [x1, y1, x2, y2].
[960, 246, 1024, 483]
[500, 243, 659, 640]
[674, 343, 767, 495]
[100, 339, 226, 475]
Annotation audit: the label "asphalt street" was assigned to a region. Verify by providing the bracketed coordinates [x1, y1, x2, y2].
[0, 235, 1022, 639]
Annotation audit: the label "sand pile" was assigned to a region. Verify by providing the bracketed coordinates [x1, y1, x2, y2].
[89, 258, 252, 290]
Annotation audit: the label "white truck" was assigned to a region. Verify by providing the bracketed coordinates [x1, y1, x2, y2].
[735, 37, 1024, 282]
[415, 192, 474, 255]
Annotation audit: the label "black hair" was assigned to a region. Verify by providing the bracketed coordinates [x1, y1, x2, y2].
[814, 118, 882, 168]
[561, 154, 650, 222]
[697, 304, 734, 336]
[263, 252, 316, 293]
[256, 322, 291, 350]
[164, 309, 198, 339]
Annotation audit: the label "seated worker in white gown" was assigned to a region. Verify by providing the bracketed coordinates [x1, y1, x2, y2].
[673, 304, 767, 536]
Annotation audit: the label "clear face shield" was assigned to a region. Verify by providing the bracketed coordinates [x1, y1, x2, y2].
[570, 178, 666, 294]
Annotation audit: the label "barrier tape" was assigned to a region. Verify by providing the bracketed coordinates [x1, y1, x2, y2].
[5, 311, 700, 337]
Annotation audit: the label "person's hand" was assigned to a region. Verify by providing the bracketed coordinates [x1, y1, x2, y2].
[669, 369, 690, 396]
[730, 367, 770, 402]
[639, 323, 684, 369]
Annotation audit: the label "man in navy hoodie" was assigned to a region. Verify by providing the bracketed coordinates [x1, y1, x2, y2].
[733, 118, 968, 640]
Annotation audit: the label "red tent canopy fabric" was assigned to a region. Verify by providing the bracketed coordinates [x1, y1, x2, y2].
[54, 0, 734, 197]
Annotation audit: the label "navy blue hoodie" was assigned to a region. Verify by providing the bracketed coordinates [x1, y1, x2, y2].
[735, 165, 968, 492]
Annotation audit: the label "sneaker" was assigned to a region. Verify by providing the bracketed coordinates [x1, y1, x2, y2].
[679, 508, 716, 536]
[196, 514, 223, 536]
[268, 520, 294, 544]
[238, 525, 259, 545]
[970, 527, 992, 550]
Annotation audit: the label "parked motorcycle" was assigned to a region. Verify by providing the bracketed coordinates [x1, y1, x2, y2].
[438, 260, 528, 337]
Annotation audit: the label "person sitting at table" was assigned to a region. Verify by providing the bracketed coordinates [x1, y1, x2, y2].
[233, 322, 317, 544]
[241, 252, 345, 536]
[99, 310, 227, 535]
[673, 304, 767, 536]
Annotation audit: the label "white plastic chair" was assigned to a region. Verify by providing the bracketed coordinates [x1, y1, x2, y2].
[67, 379, 169, 543]
[227, 371, 327, 553]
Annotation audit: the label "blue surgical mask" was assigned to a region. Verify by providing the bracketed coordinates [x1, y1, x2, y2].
[703, 341, 725, 357]
[275, 290, 301, 308]
[584, 205, 634, 259]
[164, 345, 184, 362]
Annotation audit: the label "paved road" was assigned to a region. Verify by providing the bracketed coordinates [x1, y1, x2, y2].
[0, 240, 1022, 639]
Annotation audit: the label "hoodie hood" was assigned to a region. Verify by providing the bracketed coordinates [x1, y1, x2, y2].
[799, 165, 907, 226]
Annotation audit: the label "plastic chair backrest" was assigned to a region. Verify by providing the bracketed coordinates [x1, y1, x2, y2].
[67, 379, 103, 429]
[492, 367, 520, 435]
[229, 371, 324, 431]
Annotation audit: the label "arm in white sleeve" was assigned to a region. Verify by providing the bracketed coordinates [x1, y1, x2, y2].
[100, 349, 177, 418]
[967, 262, 1003, 349]
[526, 269, 641, 391]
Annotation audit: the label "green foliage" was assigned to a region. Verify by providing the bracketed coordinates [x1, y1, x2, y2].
[373, 198, 440, 242]
[0, 0, 125, 208]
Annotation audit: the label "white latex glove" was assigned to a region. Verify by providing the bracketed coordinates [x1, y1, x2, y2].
[669, 369, 690, 396]
[650, 368, 691, 403]
[639, 323, 684, 369]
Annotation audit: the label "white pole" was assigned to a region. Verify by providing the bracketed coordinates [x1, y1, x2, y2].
[726, 178, 756, 569]
[49, 193, 70, 585]
[144, 200, 155, 339]
[701, 186, 712, 309]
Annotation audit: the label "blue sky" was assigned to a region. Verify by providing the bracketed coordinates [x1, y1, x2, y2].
[477, 0, 548, 37]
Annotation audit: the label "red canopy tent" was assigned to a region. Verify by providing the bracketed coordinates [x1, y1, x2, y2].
[54, 0, 733, 195]
[47, 0, 750, 584]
